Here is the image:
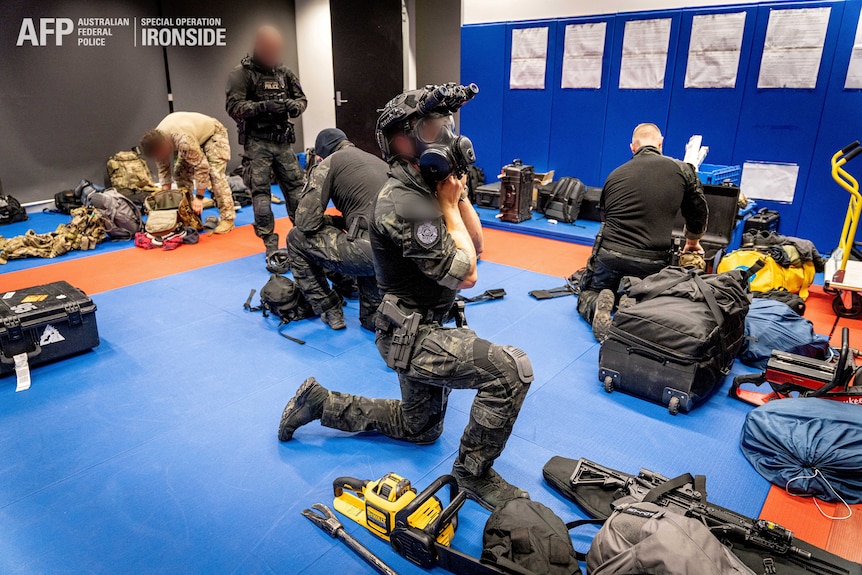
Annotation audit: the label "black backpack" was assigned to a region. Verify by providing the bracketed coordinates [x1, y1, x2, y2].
[48, 179, 93, 215]
[465, 165, 486, 205]
[536, 177, 586, 223]
[0, 178, 28, 226]
[244, 275, 315, 343]
[482, 498, 582, 575]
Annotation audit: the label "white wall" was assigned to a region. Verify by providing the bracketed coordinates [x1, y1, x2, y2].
[295, 0, 337, 150]
[463, 0, 766, 24]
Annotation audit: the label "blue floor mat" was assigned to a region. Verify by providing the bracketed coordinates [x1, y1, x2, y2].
[0, 257, 769, 574]
[0, 187, 287, 273]
[475, 206, 600, 245]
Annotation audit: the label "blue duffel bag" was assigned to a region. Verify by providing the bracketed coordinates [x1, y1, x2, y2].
[741, 299, 831, 369]
[740, 398, 862, 505]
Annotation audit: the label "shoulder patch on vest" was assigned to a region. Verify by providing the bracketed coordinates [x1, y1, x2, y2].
[415, 221, 439, 248]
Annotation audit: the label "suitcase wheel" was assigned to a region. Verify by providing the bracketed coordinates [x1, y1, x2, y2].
[603, 376, 614, 394]
[667, 396, 681, 416]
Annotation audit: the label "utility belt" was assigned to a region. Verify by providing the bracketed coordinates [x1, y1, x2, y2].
[599, 239, 671, 264]
[374, 294, 467, 370]
[245, 124, 295, 145]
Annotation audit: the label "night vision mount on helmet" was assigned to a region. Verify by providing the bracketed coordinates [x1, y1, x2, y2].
[375, 83, 479, 186]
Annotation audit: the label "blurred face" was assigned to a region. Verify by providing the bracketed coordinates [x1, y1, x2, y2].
[151, 140, 173, 163]
[254, 26, 283, 68]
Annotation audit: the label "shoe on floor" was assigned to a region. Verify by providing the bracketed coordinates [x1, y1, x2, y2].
[271, 194, 284, 205]
[592, 289, 615, 343]
[452, 464, 529, 511]
[321, 306, 346, 330]
[278, 377, 329, 441]
[618, 294, 636, 311]
[214, 220, 234, 234]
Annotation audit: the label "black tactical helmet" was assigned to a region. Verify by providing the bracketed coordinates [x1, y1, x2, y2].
[265, 248, 292, 275]
[375, 83, 479, 160]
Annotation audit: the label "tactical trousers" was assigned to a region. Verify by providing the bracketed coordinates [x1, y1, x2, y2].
[287, 225, 380, 328]
[320, 325, 533, 476]
[577, 247, 667, 323]
[243, 138, 305, 246]
[174, 124, 235, 222]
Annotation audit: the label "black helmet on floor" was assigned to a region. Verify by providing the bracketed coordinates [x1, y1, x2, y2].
[375, 82, 479, 161]
[266, 249, 291, 274]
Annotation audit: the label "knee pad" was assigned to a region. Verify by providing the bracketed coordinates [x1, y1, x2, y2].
[500, 345, 534, 384]
[474, 340, 534, 385]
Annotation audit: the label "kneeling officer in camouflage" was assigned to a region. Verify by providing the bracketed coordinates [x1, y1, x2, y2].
[278, 84, 534, 511]
[288, 128, 387, 331]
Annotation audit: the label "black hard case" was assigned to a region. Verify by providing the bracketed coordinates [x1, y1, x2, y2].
[499, 161, 533, 223]
[743, 208, 780, 234]
[672, 183, 740, 268]
[0, 281, 99, 375]
[474, 181, 501, 209]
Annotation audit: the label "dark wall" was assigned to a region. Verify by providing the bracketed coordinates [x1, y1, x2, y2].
[415, 0, 461, 88]
[0, 0, 300, 203]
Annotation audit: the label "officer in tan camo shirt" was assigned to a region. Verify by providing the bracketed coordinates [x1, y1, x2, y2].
[140, 111, 235, 234]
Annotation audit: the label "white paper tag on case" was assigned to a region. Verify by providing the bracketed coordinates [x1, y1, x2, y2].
[14, 352, 31, 392]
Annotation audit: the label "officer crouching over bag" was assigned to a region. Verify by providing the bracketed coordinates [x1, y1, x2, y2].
[277, 83, 535, 512]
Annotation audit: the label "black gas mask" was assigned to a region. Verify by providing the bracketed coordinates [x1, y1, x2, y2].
[413, 114, 476, 186]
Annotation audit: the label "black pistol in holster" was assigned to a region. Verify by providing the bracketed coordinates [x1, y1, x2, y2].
[378, 295, 422, 371]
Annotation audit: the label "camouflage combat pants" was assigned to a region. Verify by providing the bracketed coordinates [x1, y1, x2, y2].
[174, 123, 235, 222]
[243, 137, 305, 248]
[320, 325, 533, 476]
[287, 225, 381, 329]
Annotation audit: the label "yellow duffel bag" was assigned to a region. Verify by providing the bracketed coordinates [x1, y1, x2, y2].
[717, 249, 815, 299]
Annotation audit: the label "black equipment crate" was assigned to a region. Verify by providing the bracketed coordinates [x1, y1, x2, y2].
[743, 208, 780, 234]
[0, 281, 99, 375]
[579, 186, 603, 222]
[672, 183, 740, 268]
[474, 181, 501, 209]
[500, 160, 534, 223]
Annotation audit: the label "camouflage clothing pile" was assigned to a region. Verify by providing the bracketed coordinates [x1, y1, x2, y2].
[0, 206, 106, 264]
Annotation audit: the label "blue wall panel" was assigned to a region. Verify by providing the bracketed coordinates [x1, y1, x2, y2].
[500, 21, 559, 172]
[460, 24, 507, 177]
[731, 1, 845, 237]
[600, 10, 683, 179]
[547, 16, 615, 186]
[664, 5, 760, 165]
[796, 0, 862, 250]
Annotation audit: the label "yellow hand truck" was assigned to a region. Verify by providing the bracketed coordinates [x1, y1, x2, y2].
[824, 140, 862, 317]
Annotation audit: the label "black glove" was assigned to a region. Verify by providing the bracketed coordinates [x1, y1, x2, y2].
[258, 99, 288, 116]
[285, 99, 303, 117]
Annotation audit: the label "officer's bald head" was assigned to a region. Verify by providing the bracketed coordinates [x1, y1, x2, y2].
[631, 123, 663, 154]
[254, 25, 283, 68]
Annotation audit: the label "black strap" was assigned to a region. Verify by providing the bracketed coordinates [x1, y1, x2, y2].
[693, 475, 708, 501]
[640, 271, 692, 303]
[566, 518, 605, 561]
[692, 274, 730, 368]
[642, 473, 695, 503]
[528, 287, 575, 300]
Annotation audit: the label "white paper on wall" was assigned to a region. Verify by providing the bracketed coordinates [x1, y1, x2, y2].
[757, 7, 831, 89]
[741, 161, 799, 203]
[619, 18, 672, 89]
[845, 10, 862, 89]
[684, 12, 746, 89]
[562, 22, 607, 89]
[510, 27, 548, 89]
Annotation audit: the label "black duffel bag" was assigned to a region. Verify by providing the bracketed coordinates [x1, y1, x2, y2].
[599, 263, 761, 414]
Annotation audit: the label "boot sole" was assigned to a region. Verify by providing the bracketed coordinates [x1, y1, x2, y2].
[592, 290, 615, 342]
[277, 378, 318, 441]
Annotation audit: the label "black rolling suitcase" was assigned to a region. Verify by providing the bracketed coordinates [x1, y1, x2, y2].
[598, 266, 758, 414]
[499, 159, 533, 223]
[0, 281, 99, 378]
[743, 207, 780, 234]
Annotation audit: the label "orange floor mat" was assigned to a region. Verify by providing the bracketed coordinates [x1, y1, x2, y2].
[481, 228, 593, 278]
[0, 219, 294, 295]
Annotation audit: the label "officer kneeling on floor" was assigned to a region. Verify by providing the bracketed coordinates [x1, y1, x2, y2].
[287, 128, 386, 331]
[140, 111, 236, 234]
[578, 123, 709, 341]
[277, 84, 535, 511]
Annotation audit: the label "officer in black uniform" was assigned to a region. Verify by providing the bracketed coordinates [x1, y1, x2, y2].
[226, 25, 306, 255]
[277, 84, 534, 512]
[288, 128, 387, 331]
[579, 123, 709, 341]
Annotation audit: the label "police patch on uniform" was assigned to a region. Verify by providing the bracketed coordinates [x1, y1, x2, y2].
[415, 221, 439, 247]
[264, 81, 280, 90]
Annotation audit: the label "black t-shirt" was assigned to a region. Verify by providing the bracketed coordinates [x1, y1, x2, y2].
[600, 146, 708, 253]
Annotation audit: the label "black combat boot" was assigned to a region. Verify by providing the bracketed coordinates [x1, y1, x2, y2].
[263, 234, 279, 258]
[278, 377, 329, 441]
[451, 464, 530, 511]
[321, 305, 347, 330]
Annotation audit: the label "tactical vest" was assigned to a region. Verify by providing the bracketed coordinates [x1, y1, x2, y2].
[246, 70, 288, 134]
